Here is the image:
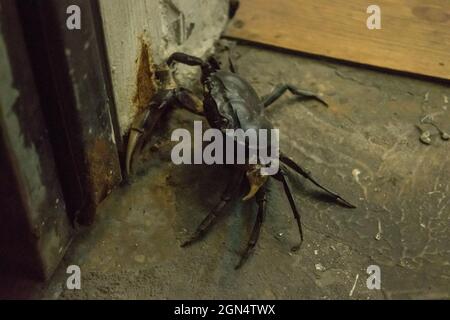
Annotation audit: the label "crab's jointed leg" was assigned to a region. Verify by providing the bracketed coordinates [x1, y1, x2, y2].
[235, 187, 267, 269]
[274, 168, 304, 251]
[263, 83, 328, 108]
[280, 153, 356, 208]
[181, 169, 244, 247]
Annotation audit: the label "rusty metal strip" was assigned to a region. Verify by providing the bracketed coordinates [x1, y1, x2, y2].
[16, 0, 122, 224]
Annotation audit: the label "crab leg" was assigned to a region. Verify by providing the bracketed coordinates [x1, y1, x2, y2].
[181, 169, 244, 247]
[235, 187, 267, 269]
[274, 168, 304, 251]
[280, 153, 356, 208]
[262, 84, 328, 108]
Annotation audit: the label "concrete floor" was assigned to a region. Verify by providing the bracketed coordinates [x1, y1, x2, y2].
[27, 44, 450, 299]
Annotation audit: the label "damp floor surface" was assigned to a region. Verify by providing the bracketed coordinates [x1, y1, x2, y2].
[13, 44, 450, 299]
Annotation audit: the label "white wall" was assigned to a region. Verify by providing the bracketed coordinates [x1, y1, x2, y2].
[98, 0, 229, 137]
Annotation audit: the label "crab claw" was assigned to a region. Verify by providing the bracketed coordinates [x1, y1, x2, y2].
[242, 166, 268, 201]
[125, 109, 151, 176]
[242, 184, 259, 201]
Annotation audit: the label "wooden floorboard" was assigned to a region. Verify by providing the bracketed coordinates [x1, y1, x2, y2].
[226, 0, 450, 81]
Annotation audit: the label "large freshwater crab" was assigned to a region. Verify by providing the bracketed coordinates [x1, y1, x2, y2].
[126, 52, 355, 269]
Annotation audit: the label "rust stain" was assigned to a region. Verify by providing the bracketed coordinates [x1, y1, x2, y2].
[133, 38, 157, 114]
[86, 138, 121, 207]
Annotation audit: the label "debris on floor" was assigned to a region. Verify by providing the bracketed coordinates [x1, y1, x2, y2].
[35, 44, 450, 300]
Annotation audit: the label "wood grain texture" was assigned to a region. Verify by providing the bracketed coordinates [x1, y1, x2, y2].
[226, 0, 450, 80]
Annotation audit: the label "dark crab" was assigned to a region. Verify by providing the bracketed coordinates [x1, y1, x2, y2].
[126, 52, 355, 269]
